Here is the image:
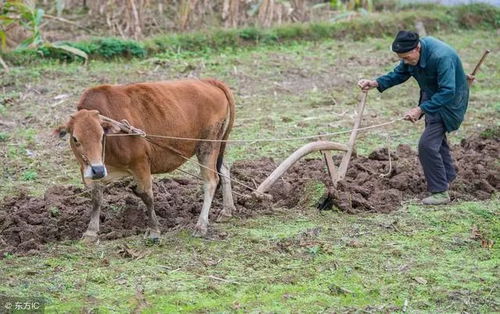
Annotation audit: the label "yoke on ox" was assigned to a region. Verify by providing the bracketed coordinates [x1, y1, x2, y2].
[57, 79, 236, 240]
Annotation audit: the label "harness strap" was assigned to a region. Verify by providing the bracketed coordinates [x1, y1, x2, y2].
[99, 115, 146, 137]
[102, 134, 106, 163]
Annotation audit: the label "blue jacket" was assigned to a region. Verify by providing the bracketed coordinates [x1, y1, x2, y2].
[376, 36, 469, 132]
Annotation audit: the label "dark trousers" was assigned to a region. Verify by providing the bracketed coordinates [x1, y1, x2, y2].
[418, 112, 457, 193]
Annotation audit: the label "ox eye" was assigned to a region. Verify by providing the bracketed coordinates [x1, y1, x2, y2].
[72, 136, 80, 146]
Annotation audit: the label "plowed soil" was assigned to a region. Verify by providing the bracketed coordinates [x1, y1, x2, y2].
[0, 132, 498, 256]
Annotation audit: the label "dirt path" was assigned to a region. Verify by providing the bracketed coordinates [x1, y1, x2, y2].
[0, 132, 498, 256]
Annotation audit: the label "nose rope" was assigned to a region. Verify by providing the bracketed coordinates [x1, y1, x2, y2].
[102, 134, 106, 163]
[78, 136, 106, 166]
[80, 151, 90, 165]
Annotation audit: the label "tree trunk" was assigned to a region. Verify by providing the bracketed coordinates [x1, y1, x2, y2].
[128, 0, 142, 40]
[258, 0, 275, 27]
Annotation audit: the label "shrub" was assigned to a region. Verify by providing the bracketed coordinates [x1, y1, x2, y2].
[33, 37, 145, 62]
[239, 27, 261, 41]
[453, 3, 500, 29]
[273, 24, 307, 41]
[93, 38, 146, 59]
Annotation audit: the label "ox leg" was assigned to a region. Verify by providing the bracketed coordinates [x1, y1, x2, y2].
[217, 162, 236, 222]
[82, 183, 103, 243]
[132, 165, 161, 242]
[194, 147, 220, 237]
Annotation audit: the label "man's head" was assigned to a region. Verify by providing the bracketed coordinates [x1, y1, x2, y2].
[392, 30, 421, 66]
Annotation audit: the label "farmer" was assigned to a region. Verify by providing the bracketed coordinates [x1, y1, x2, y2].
[358, 30, 474, 205]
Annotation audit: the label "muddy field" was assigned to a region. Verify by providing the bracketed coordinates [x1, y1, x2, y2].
[0, 132, 498, 256]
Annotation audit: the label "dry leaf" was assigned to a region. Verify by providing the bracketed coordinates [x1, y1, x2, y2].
[347, 240, 363, 248]
[232, 302, 241, 310]
[481, 239, 494, 249]
[117, 244, 147, 260]
[413, 277, 427, 285]
[328, 284, 353, 295]
[471, 225, 494, 248]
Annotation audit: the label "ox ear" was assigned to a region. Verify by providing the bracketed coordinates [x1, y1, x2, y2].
[53, 125, 68, 139]
[100, 120, 121, 135]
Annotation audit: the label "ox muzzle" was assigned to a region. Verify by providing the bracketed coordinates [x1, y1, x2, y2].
[83, 164, 108, 180]
[80, 135, 108, 181]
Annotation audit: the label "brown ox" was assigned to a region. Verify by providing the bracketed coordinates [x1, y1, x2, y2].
[56, 79, 236, 240]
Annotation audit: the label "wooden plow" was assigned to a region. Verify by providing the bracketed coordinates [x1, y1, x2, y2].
[252, 91, 368, 200]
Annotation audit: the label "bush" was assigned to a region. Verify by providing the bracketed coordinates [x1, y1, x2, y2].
[1, 48, 40, 65]
[273, 24, 307, 41]
[95, 38, 146, 58]
[239, 27, 261, 41]
[453, 3, 500, 29]
[6, 37, 147, 63]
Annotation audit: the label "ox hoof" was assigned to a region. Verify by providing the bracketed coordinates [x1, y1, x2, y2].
[192, 223, 208, 237]
[216, 209, 233, 222]
[81, 232, 99, 244]
[144, 229, 161, 245]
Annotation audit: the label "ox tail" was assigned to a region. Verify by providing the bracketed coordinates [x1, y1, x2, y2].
[204, 79, 236, 175]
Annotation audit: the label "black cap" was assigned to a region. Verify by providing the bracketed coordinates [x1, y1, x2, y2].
[392, 30, 419, 53]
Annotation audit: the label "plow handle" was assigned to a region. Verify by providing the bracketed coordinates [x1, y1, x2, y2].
[468, 49, 490, 87]
[470, 49, 490, 77]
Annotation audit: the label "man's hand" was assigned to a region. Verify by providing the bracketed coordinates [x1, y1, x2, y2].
[466, 74, 476, 85]
[404, 106, 423, 123]
[357, 79, 378, 91]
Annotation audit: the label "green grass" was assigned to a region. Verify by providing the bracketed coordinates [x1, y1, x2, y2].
[1, 200, 497, 312]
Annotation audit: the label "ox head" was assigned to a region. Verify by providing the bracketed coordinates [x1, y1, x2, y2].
[55, 109, 120, 182]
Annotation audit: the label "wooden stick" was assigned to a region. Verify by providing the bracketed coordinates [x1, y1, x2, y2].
[469, 49, 490, 87]
[255, 141, 348, 195]
[319, 136, 337, 186]
[471, 50, 490, 76]
[335, 91, 368, 185]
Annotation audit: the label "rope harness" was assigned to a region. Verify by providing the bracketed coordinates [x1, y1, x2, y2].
[104, 117, 404, 143]
[99, 115, 402, 193]
[99, 115, 257, 193]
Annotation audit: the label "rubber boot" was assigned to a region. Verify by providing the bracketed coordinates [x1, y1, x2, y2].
[422, 191, 451, 205]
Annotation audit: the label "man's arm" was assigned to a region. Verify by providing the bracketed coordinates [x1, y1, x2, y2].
[375, 62, 412, 92]
[420, 58, 456, 113]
